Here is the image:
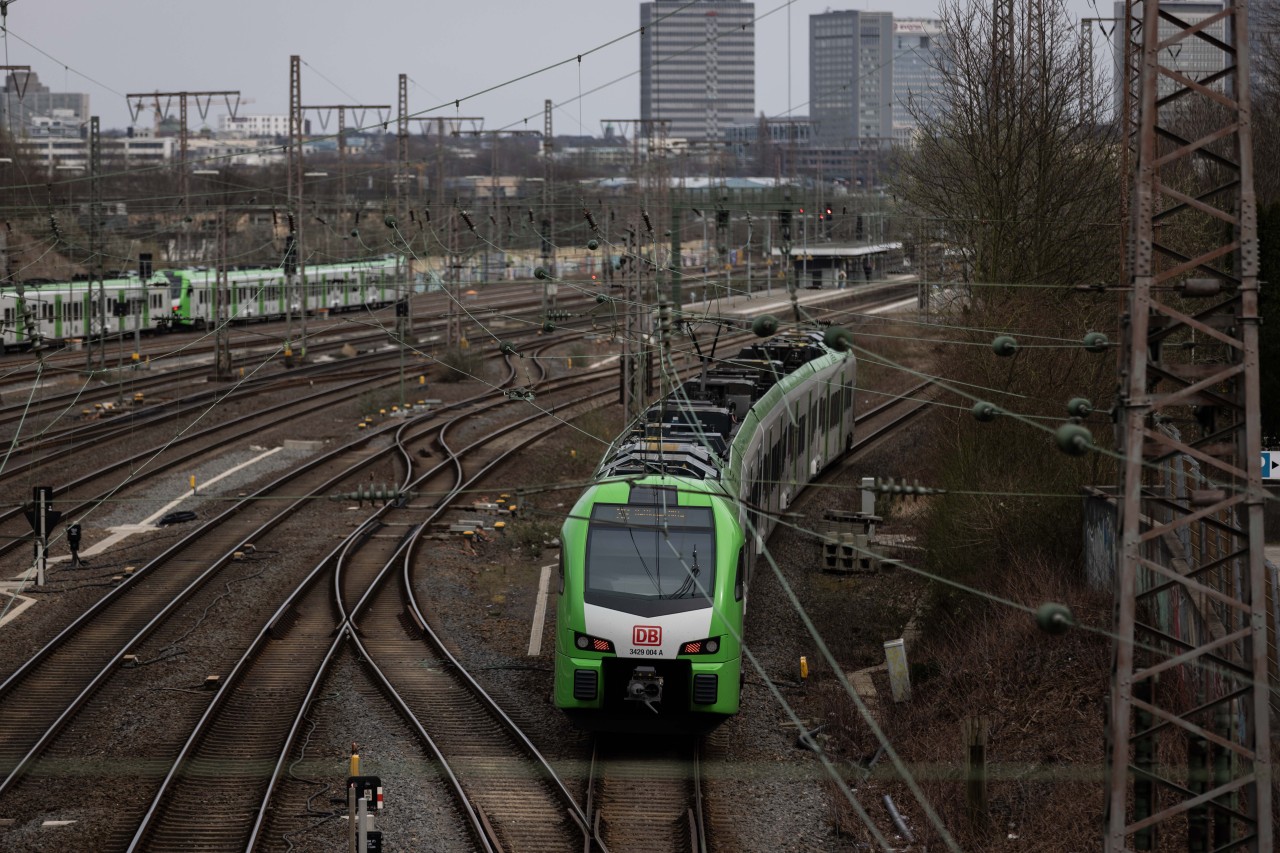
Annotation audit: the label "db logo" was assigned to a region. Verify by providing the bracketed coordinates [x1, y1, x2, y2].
[632, 625, 662, 646]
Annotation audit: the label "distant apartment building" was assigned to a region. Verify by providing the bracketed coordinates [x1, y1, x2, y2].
[0, 70, 90, 139]
[220, 114, 293, 137]
[18, 136, 176, 171]
[724, 116, 813, 162]
[640, 0, 755, 142]
[809, 10, 895, 149]
[1112, 1, 1227, 116]
[892, 19, 945, 139]
[16, 136, 289, 171]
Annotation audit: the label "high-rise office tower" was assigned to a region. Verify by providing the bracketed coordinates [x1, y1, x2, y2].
[810, 9, 895, 149]
[1113, 1, 1226, 118]
[892, 18, 946, 141]
[640, 1, 755, 142]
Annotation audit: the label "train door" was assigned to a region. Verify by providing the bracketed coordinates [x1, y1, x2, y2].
[827, 380, 841, 461]
[768, 421, 783, 524]
[808, 393, 819, 475]
[69, 295, 82, 338]
[783, 416, 796, 509]
[51, 294, 63, 341]
[2, 300, 14, 350]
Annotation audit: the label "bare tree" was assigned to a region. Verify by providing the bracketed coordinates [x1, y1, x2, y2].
[891, 0, 1118, 292]
[883, 0, 1122, 601]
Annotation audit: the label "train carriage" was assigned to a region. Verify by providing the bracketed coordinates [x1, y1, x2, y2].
[0, 275, 167, 352]
[0, 256, 405, 351]
[554, 327, 856, 731]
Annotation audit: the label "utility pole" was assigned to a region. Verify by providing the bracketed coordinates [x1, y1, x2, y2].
[86, 116, 104, 374]
[1077, 19, 1105, 121]
[287, 56, 304, 362]
[422, 115, 483, 347]
[213, 207, 232, 379]
[1118, 1, 1144, 288]
[0, 65, 31, 139]
[542, 99, 555, 317]
[125, 89, 241, 264]
[395, 74, 410, 406]
[459, 128, 540, 285]
[299, 103, 391, 208]
[1105, 2, 1271, 850]
[396, 76, 410, 324]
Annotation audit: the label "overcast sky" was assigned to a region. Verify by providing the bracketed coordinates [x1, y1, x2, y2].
[3, 0, 1106, 137]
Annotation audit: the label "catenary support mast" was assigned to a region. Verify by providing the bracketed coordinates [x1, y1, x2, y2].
[1105, 1, 1271, 849]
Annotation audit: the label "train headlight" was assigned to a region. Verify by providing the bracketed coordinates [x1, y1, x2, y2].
[573, 632, 614, 653]
[680, 636, 721, 655]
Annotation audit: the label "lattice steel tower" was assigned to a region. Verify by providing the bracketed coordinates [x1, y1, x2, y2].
[1105, 1, 1272, 850]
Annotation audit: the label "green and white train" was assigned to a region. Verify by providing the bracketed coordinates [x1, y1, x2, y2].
[554, 328, 857, 731]
[1, 257, 404, 352]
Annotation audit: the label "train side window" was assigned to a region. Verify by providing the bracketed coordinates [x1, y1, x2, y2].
[734, 547, 746, 601]
[829, 392, 840, 428]
[798, 415, 807, 453]
[3, 308, 11, 325]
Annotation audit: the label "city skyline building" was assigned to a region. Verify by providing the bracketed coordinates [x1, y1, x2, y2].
[892, 18, 945, 143]
[0, 71, 90, 140]
[640, 0, 756, 142]
[809, 9, 895, 150]
[1112, 1, 1227, 118]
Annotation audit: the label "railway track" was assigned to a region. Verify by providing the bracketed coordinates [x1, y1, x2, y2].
[126, 349, 613, 851]
[0, 287, 599, 442]
[0, 335, 632, 850]
[0, 347, 533, 792]
[587, 736, 706, 853]
[0, 320, 616, 567]
[0, 281, 562, 378]
[0, 283, 927, 850]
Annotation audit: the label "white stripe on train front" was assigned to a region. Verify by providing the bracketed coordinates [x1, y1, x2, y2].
[584, 602, 714, 660]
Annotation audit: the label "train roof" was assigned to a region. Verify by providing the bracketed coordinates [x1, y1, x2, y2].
[596, 331, 844, 482]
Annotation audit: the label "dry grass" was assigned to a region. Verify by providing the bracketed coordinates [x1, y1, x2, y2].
[819, 564, 1111, 850]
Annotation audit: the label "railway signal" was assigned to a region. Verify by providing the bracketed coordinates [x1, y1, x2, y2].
[22, 486, 61, 586]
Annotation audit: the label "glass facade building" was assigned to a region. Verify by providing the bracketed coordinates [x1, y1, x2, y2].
[892, 19, 945, 136]
[809, 10, 894, 149]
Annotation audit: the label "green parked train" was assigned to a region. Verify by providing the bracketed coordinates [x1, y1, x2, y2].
[1, 257, 404, 352]
[554, 327, 857, 731]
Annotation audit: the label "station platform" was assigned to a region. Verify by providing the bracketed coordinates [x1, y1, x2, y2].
[678, 275, 917, 324]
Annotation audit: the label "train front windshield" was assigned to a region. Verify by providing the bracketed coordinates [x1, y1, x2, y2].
[585, 505, 715, 601]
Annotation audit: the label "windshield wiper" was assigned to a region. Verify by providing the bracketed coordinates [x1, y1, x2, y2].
[670, 544, 701, 598]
